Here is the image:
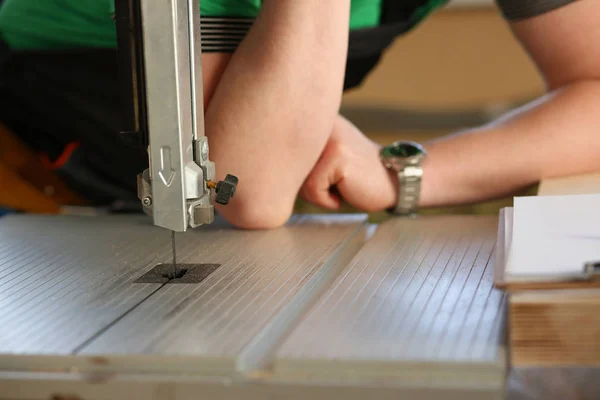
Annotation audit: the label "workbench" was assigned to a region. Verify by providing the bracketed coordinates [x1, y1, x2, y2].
[0, 213, 507, 399]
[1, 172, 599, 400]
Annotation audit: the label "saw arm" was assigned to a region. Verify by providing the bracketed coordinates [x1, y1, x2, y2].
[114, 0, 237, 232]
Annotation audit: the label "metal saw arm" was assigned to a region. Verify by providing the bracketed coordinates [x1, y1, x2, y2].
[114, 0, 237, 232]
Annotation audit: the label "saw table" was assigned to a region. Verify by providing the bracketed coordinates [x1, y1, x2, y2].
[0, 213, 508, 399]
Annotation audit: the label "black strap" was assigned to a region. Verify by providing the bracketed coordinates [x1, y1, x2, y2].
[344, 0, 434, 90]
[381, 0, 432, 23]
[496, 0, 580, 21]
[348, 0, 431, 59]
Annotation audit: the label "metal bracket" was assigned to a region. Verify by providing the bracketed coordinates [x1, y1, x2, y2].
[133, 0, 214, 231]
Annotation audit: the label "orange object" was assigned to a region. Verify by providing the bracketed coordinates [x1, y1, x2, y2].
[206, 180, 218, 190]
[0, 161, 60, 213]
[0, 121, 87, 213]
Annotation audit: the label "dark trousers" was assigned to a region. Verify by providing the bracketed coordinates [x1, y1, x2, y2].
[0, 39, 147, 208]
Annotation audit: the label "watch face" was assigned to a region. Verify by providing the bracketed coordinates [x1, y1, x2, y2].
[383, 142, 424, 158]
[381, 141, 426, 166]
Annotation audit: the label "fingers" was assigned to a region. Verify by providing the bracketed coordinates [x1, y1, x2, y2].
[302, 186, 342, 210]
[300, 151, 342, 210]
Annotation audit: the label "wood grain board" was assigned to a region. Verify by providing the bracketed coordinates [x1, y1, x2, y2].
[537, 172, 600, 197]
[274, 215, 507, 390]
[509, 289, 600, 366]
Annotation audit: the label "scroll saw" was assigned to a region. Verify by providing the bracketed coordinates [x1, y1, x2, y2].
[114, 0, 238, 276]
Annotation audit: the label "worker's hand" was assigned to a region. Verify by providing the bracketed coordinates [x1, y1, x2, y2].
[300, 116, 398, 212]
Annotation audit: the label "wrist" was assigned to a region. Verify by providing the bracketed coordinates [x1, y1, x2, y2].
[379, 140, 427, 215]
[383, 164, 400, 210]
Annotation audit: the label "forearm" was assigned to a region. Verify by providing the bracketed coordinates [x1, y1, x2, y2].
[419, 80, 600, 207]
[299, 1, 600, 215]
[205, 1, 350, 228]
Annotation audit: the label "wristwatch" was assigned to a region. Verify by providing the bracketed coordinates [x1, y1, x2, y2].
[380, 140, 427, 216]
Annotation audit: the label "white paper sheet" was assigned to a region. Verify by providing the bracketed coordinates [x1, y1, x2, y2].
[504, 206, 513, 262]
[505, 194, 600, 280]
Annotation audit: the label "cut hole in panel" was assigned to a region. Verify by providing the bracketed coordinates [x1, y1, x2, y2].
[134, 264, 221, 284]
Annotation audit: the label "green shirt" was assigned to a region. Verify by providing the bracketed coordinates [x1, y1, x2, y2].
[0, 0, 383, 50]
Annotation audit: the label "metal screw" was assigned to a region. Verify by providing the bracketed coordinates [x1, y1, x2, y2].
[142, 197, 152, 207]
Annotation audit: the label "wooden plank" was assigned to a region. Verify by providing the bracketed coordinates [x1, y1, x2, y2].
[497, 277, 600, 291]
[0, 369, 507, 400]
[538, 172, 600, 196]
[0, 214, 366, 377]
[509, 289, 600, 366]
[273, 215, 507, 392]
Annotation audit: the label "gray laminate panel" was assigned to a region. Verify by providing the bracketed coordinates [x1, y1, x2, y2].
[0, 214, 365, 364]
[274, 215, 506, 387]
[78, 215, 367, 368]
[0, 215, 170, 355]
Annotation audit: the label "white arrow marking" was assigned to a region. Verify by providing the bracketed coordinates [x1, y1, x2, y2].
[158, 146, 176, 186]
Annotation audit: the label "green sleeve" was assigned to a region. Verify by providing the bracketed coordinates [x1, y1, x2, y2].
[108, 0, 262, 18]
[1, 0, 382, 50]
[108, 0, 380, 27]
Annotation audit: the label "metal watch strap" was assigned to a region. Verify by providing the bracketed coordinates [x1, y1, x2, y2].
[393, 165, 423, 215]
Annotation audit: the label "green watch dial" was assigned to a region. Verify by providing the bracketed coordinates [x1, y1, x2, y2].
[382, 142, 424, 158]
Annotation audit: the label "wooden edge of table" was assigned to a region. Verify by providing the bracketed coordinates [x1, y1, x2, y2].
[494, 278, 600, 293]
[537, 172, 600, 196]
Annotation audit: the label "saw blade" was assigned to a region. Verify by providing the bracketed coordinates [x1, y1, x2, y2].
[171, 230, 177, 278]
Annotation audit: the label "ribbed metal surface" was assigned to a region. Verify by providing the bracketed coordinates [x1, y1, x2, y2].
[0, 215, 170, 355]
[80, 214, 367, 363]
[0, 212, 506, 391]
[0, 214, 365, 359]
[274, 216, 506, 384]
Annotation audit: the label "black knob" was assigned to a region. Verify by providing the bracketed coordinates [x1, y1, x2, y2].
[214, 174, 238, 205]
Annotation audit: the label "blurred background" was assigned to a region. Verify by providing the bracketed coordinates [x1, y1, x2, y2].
[297, 1, 545, 217]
